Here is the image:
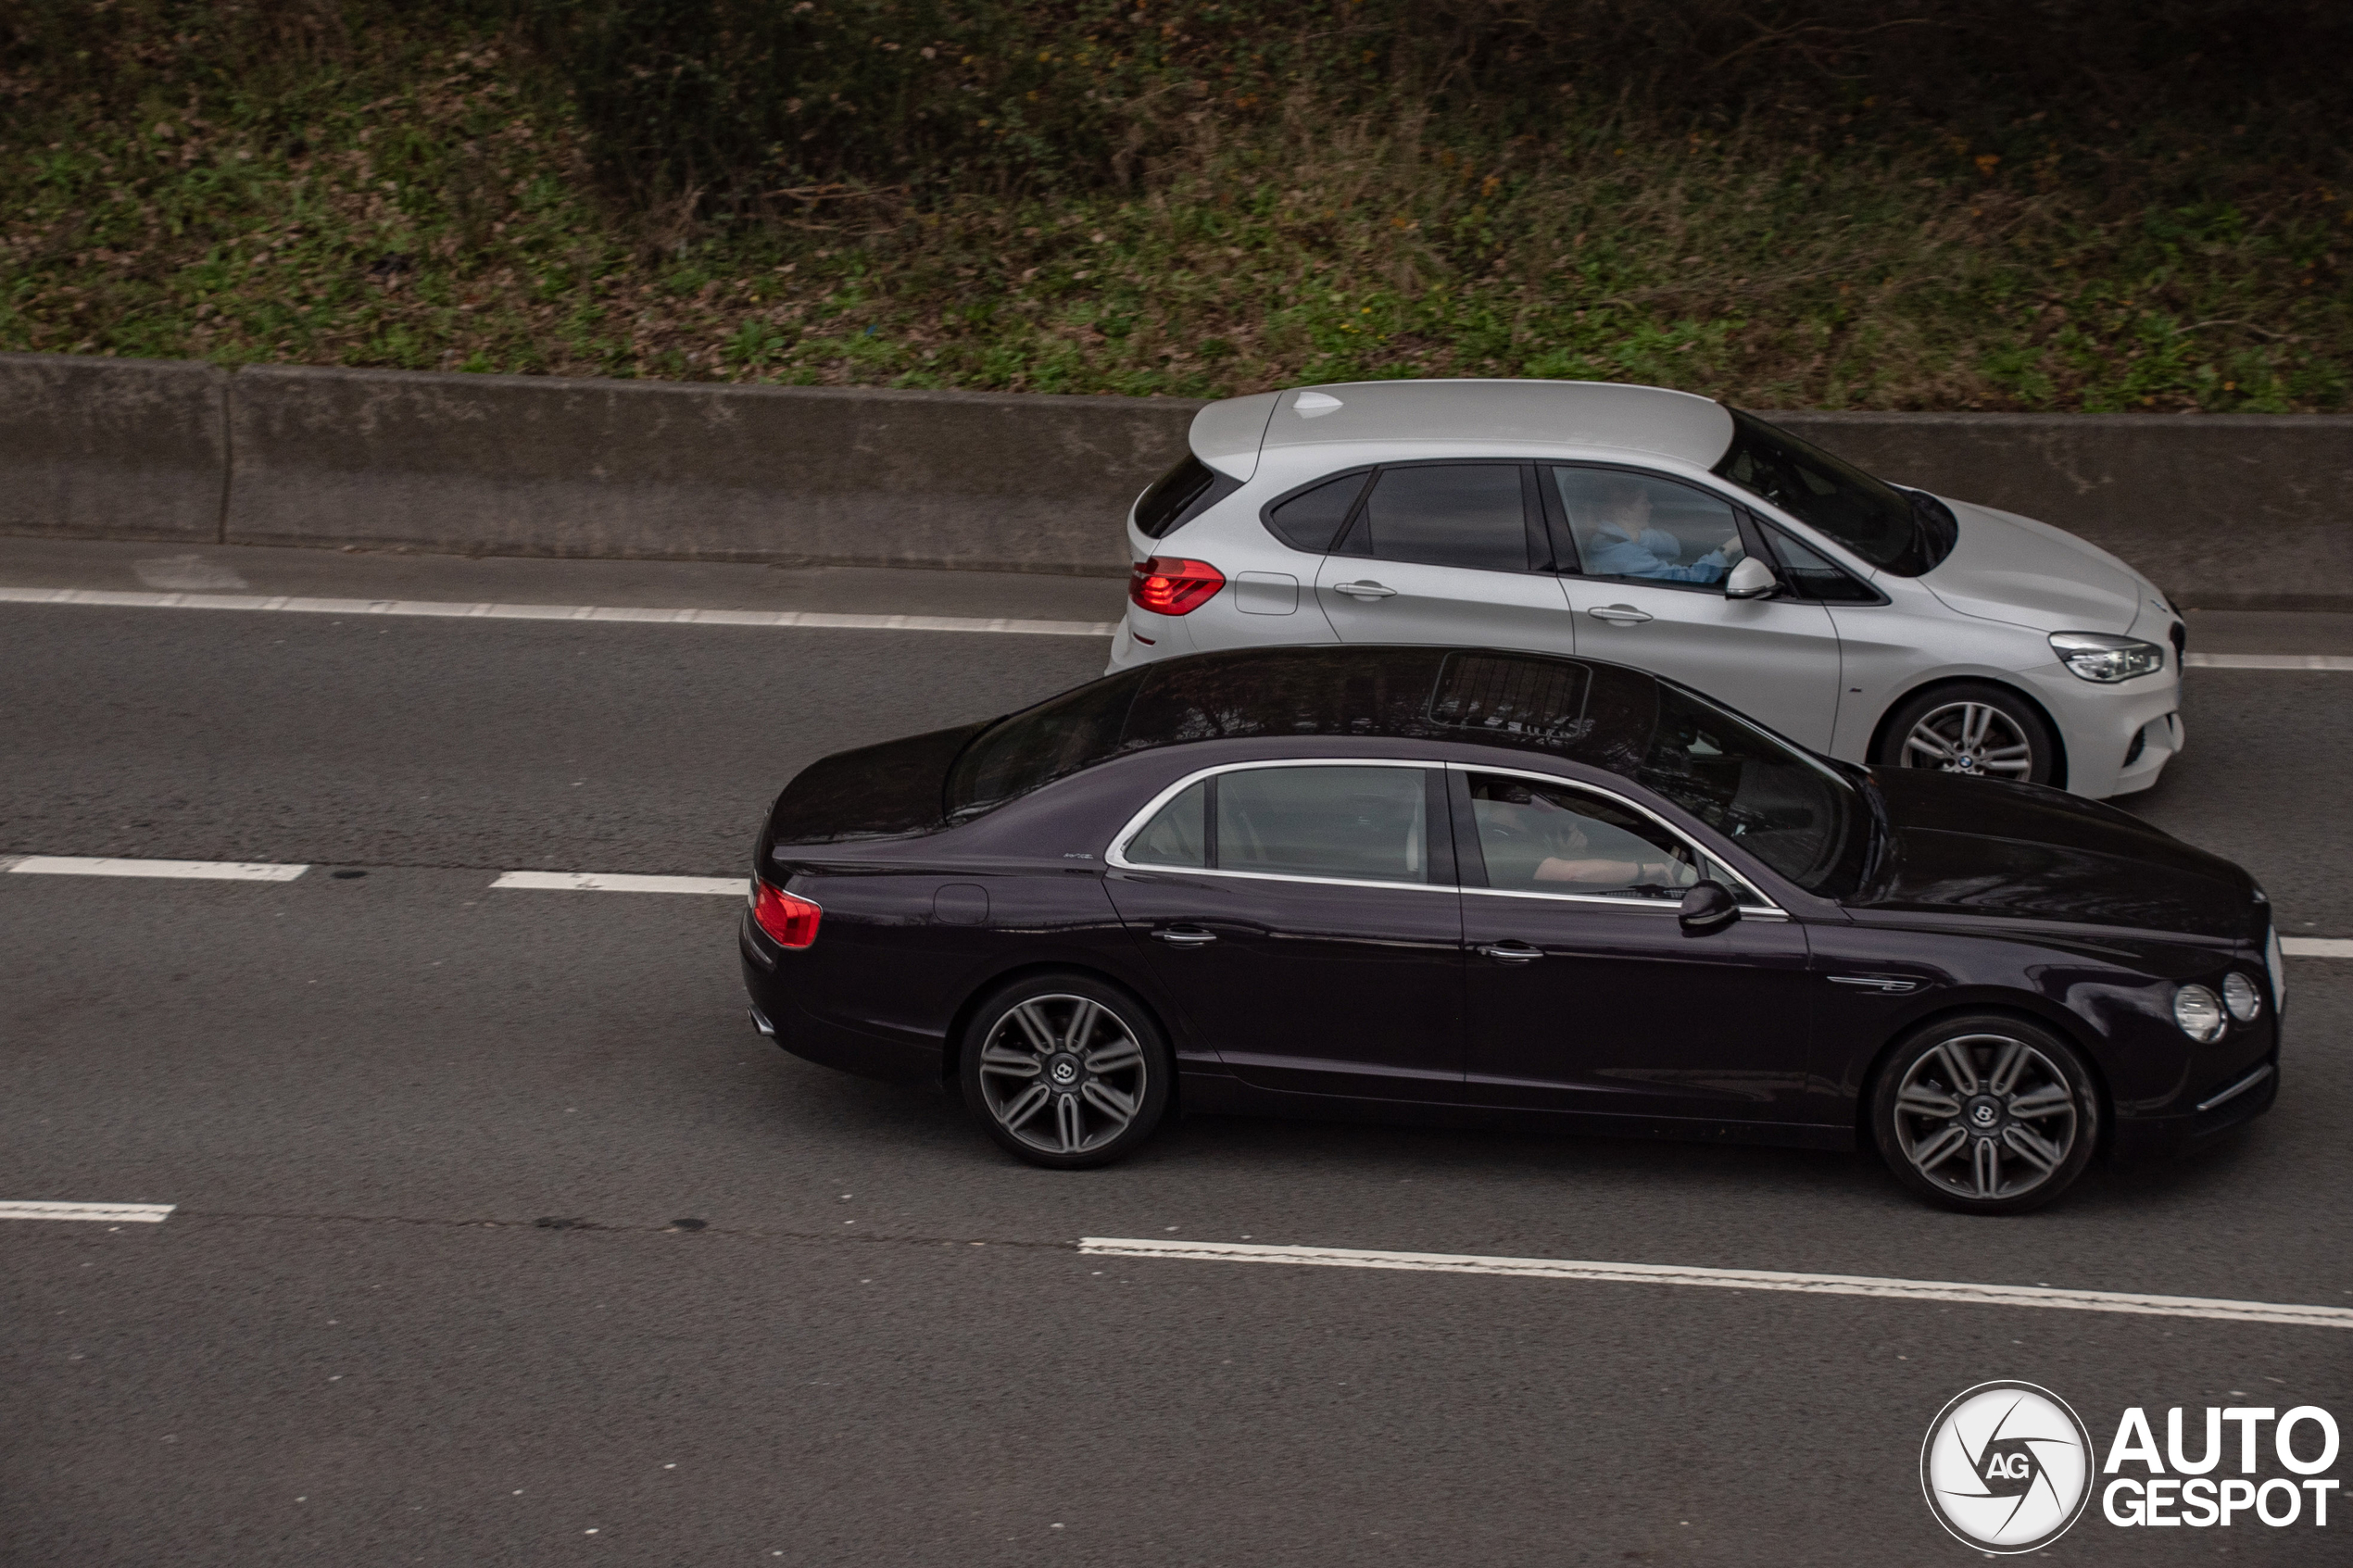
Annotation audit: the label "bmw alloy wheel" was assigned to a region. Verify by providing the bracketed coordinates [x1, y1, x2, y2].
[1901, 701, 2036, 779]
[975, 993, 1151, 1157]
[1892, 1033, 2082, 1203]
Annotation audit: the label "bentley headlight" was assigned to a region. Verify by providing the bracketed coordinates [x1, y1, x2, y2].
[2222, 972, 2263, 1022]
[2051, 633, 2167, 683]
[2173, 984, 2226, 1042]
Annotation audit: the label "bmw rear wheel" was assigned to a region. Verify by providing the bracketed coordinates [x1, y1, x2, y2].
[1872, 1016, 2098, 1214]
[960, 975, 1171, 1169]
[1877, 682, 2057, 786]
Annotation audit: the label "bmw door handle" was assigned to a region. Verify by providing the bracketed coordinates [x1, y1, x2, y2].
[1154, 926, 1218, 947]
[1586, 604, 1654, 625]
[1332, 581, 1399, 600]
[1478, 941, 1545, 963]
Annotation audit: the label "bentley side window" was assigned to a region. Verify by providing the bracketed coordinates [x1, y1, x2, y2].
[1214, 765, 1429, 884]
[1550, 468, 1743, 593]
[1127, 780, 1208, 868]
[1466, 773, 1700, 899]
[1345, 464, 1537, 572]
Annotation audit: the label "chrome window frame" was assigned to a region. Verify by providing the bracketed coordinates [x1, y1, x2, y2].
[1103, 758, 1451, 896]
[1448, 760, 1786, 919]
[1101, 756, 1787, 918]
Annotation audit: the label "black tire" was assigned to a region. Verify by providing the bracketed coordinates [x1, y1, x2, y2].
[1875, 682, 2059, 787]
[957, 973, 1172, 1170]
[1871, 1014, 2099, 1215]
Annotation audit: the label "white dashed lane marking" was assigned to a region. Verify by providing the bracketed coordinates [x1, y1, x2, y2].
[490, 871, 743, 897]
[6, 856, 308, 882]
[0, 1201, 175, 1223]
[0, 585, 1117, 638]
[8, 858, 2353, 947]
[1080, 1237, 2353, 1330]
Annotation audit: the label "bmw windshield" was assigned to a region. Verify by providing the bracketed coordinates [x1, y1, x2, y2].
[1712, 408, 1957, 576]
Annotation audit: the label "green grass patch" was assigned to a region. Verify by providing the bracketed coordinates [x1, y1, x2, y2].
[1, 3, 2345, 410]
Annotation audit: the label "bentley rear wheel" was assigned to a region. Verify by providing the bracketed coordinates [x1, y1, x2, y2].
[1872, 1016, 2098, 1214]
[960, 974, 1171, 1169]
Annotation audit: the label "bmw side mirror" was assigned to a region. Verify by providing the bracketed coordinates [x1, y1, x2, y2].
[1678, 880, 1741, 935]
[1724, 557, 1780, 600]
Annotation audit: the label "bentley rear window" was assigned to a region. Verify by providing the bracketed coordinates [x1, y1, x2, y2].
[946, 670, 1145, 817]
[1428, 653, 1592, 745]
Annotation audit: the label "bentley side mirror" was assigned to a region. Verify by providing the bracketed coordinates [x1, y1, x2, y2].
[1678, 880, 1741, 935]
[1724, 556, 1780, 600]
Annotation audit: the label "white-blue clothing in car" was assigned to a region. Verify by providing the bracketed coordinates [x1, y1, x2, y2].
[1583, 522, 1731, 583]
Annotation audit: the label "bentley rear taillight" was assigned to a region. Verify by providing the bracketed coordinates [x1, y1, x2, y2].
[752, 880, 822, 948]
[1129, 557, 1226, 616]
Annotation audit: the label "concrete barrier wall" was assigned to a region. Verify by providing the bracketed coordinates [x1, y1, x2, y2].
[227, 366, 1196, 576]
[0, 354, 227, 543]
[3, 352, 2347, 605]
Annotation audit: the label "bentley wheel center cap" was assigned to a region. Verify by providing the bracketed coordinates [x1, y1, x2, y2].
[1049, 1057, 1080, 1086]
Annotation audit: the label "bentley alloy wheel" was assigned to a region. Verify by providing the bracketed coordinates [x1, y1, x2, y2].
[1874, 1017, 2098, 1213]
[961, 976, 1171, 1168]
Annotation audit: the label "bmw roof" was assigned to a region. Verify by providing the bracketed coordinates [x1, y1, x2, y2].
[1189, 379, 1737, 479]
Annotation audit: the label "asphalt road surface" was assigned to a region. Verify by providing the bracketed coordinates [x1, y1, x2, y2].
[5, 542, 2350, 1566]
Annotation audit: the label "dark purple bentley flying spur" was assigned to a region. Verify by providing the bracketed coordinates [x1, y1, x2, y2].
[740, 646, 2281, 1214]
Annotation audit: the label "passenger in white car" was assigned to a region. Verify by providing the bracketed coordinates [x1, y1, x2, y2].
[1574, 473, 1737, 584]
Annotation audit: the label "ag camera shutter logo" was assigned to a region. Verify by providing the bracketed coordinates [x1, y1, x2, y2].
[1920, 1382, 2094, 1551]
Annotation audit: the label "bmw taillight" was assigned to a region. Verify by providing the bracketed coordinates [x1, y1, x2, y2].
[1129, 557, 1226, 616]
[751, 880, 822, 948]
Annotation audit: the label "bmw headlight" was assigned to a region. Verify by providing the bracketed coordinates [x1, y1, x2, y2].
[2173, 984, 2225, 1042]
[2222, 972, 2263, 1022]
[2051, 633, 2167, 683]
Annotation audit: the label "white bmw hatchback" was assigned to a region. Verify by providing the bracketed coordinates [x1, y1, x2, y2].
[1109, 380, 2184, 798]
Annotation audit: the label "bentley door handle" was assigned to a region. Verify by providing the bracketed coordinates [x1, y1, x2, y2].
[1332, 581, 1399, 600]
[1586, 604, 1654, 625]
[1154, 926, 1218, 947]
[1478, 941, 1546, 963]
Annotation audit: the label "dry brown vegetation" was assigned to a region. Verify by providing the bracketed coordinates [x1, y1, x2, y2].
[2, 1, 2345, 409]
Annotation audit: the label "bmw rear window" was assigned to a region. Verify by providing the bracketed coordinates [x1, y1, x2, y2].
[1134, 454, 1234, 540]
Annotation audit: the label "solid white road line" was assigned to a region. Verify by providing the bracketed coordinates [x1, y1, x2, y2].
[2284, 937, 2353, 958]
[2185, 652, 2353, 671]
[0, 1200, 175, 1223]
[7, 856, 308, 882]
[1078, 1237, 2353, 1330]
[0, 585, 1118, 638]
[490, 871, 744, 897]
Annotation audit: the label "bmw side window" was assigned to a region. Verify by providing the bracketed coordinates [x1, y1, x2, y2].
[1127, 780, 1208, 867]
[1341, 463, 1540, 572]
[1263, 469, 1372, 553]
[1549, 468, 1743, 594]
[1465, 773, 1701, 900]
[1216, 766, 1429, 884]
[1760, 524, 1882, 604]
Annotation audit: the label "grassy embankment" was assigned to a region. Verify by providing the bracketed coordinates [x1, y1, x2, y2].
[1, 1, 2347, 410]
